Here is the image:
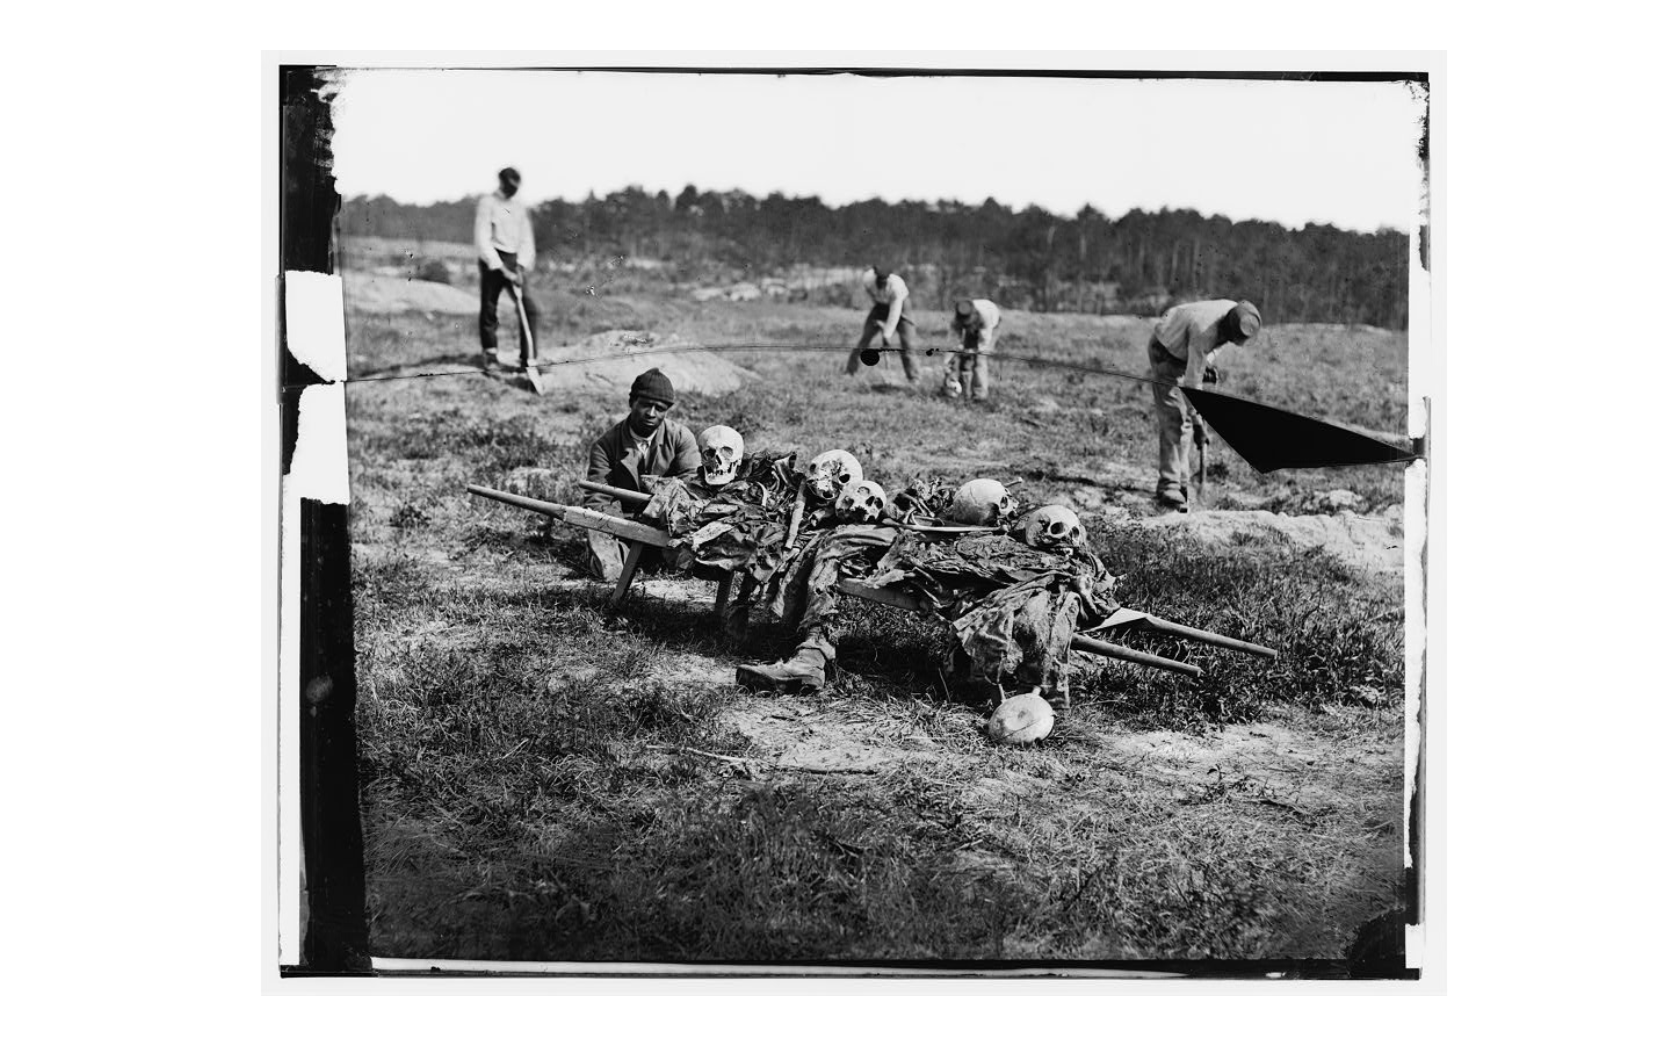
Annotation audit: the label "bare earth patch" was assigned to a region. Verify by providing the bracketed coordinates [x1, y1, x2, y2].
[344, 271, 481, 315]
[539, 329, 761, 397]
[1135, 509, 1404, 576]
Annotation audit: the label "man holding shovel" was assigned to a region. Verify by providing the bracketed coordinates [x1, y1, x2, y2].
[475, 166, 540, 372]
[844, 264, 921, 384]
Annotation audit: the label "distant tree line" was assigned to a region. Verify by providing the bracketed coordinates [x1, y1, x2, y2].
[341, 186, 1411, 327]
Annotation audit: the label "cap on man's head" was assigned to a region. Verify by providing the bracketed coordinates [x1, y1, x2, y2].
[498, 167, 522, 184]
[630, 368, 676, 406]
[871, 264, 889, 283]
[1229, 300, 1262, 342]
[954, 299, 975, 317]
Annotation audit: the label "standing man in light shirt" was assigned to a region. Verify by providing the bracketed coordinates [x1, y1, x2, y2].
[944, 298, 1001, 402]
[1146, 298, 1262, 509]
[475, 166, 540, 371]
[845, 264, 921, 383]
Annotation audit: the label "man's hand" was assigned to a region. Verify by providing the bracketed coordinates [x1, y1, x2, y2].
[501, 266, 523, 287]
[1202, 365, 1220, 386]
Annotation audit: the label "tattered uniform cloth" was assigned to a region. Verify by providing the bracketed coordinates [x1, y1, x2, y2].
[641, 460, 1120, 704]
[864, 533, 1117, 705]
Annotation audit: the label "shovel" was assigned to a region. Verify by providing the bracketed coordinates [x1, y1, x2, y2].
[509, 282, 544, 395]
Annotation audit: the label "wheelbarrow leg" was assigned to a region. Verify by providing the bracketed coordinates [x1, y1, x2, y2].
[609, 541, 646, 607]
[713, 571, 736, 623]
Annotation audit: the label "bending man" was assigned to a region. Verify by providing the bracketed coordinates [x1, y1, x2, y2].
[1147, 299, 1261, 509]
[844, 264, 921, 383]
[945, 297, 1001, 402]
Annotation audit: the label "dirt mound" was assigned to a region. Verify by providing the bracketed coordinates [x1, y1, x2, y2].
[539, 329, 759, 397]
[343, 272, 480, 316]
[1135, 509, 1404, 576]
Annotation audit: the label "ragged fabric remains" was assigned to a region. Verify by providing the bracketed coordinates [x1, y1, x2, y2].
[862, 532, 1118, 702]
[765, 524, 899, 632]
[636, 460, 1121, 702]
[649, 452, 817, 583]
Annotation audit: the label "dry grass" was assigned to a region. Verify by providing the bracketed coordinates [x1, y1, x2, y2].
[346, 254, 1412, 966]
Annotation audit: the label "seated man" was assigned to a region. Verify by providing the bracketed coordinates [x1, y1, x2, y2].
[581, 368, 700, 580]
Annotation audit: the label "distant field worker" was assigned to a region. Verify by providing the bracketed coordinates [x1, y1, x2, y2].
[845, 265, 921, 382]
[475, 166, 540, 370]
[944, 298, 1001, 401]
[1148, 299, 1262, 509]
[581, 368, 701, 580]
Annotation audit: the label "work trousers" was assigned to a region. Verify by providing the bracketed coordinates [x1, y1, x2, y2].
[478, 249, 540, 363]
[846, 304, 920, 380]
[943, 328, 994, 401]
[1148, 337, 1199, 494]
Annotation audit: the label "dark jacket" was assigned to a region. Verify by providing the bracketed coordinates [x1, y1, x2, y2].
[584, 417, 701, 511]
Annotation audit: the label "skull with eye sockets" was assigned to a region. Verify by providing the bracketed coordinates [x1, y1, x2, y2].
[1019, 504, 1086, 550]
[835, 480, 888, 523]
[697, 425, 745, 488]
[806, 449, 863, 502]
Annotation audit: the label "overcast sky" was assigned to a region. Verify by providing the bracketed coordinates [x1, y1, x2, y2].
[328, 69, 1427, 234]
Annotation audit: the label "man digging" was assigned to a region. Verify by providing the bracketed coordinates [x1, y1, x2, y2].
[844, 264, 921, 385]
[945, 297, 1001, 402]
[475, 166, 540, 371]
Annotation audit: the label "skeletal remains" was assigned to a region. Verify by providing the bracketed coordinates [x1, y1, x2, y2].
[697, 425, 745, 488]
[1019, 504, 1086, 549]
[946, 478, 1017, 526]
[835, 479, 888, 523]
[806, 449, 864, 502]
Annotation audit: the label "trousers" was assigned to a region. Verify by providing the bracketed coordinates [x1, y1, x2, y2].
[1148, 337, 1199, 493]
[478, 249, 540, 362]
[846, 304, 920, 380]
[943, 327, 993, 401]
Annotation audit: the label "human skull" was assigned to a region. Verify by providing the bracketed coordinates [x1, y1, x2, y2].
[1020, 505, 1086, 549]
[807, 449, 863, 502]
[697, 425, 745, 488]
[987, 690, 1055, 745]
[947, 478, 1017, 526]
[834, 480, 888, 523]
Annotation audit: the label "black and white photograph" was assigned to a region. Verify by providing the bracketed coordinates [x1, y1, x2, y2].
[273, 57, 1436, 979]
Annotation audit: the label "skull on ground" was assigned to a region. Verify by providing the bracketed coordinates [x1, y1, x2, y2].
[697, 425, 745, 488]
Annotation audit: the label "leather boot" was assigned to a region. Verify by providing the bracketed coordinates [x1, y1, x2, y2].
[736, 638, 834, 693]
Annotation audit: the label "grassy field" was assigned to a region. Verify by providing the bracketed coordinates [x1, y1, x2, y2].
[345, 262, 1413, 966]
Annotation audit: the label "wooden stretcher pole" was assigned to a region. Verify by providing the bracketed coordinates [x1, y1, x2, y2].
[1069, 635, 1201, 676]
[1131, 614, 1278, 659]
[465, 486, 671, 546]
[578, 480, 651, 507]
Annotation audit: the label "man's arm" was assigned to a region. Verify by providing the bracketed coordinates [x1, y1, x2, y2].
[474, 196, 502, 270]
[516, 204, 536, 271]
[880, 276, 906, 336]
[1183, 323, 1217, 390]
[583, 432, 615, 509]
[977, 302, 1001, 352]
[669, 427, 702, 479]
